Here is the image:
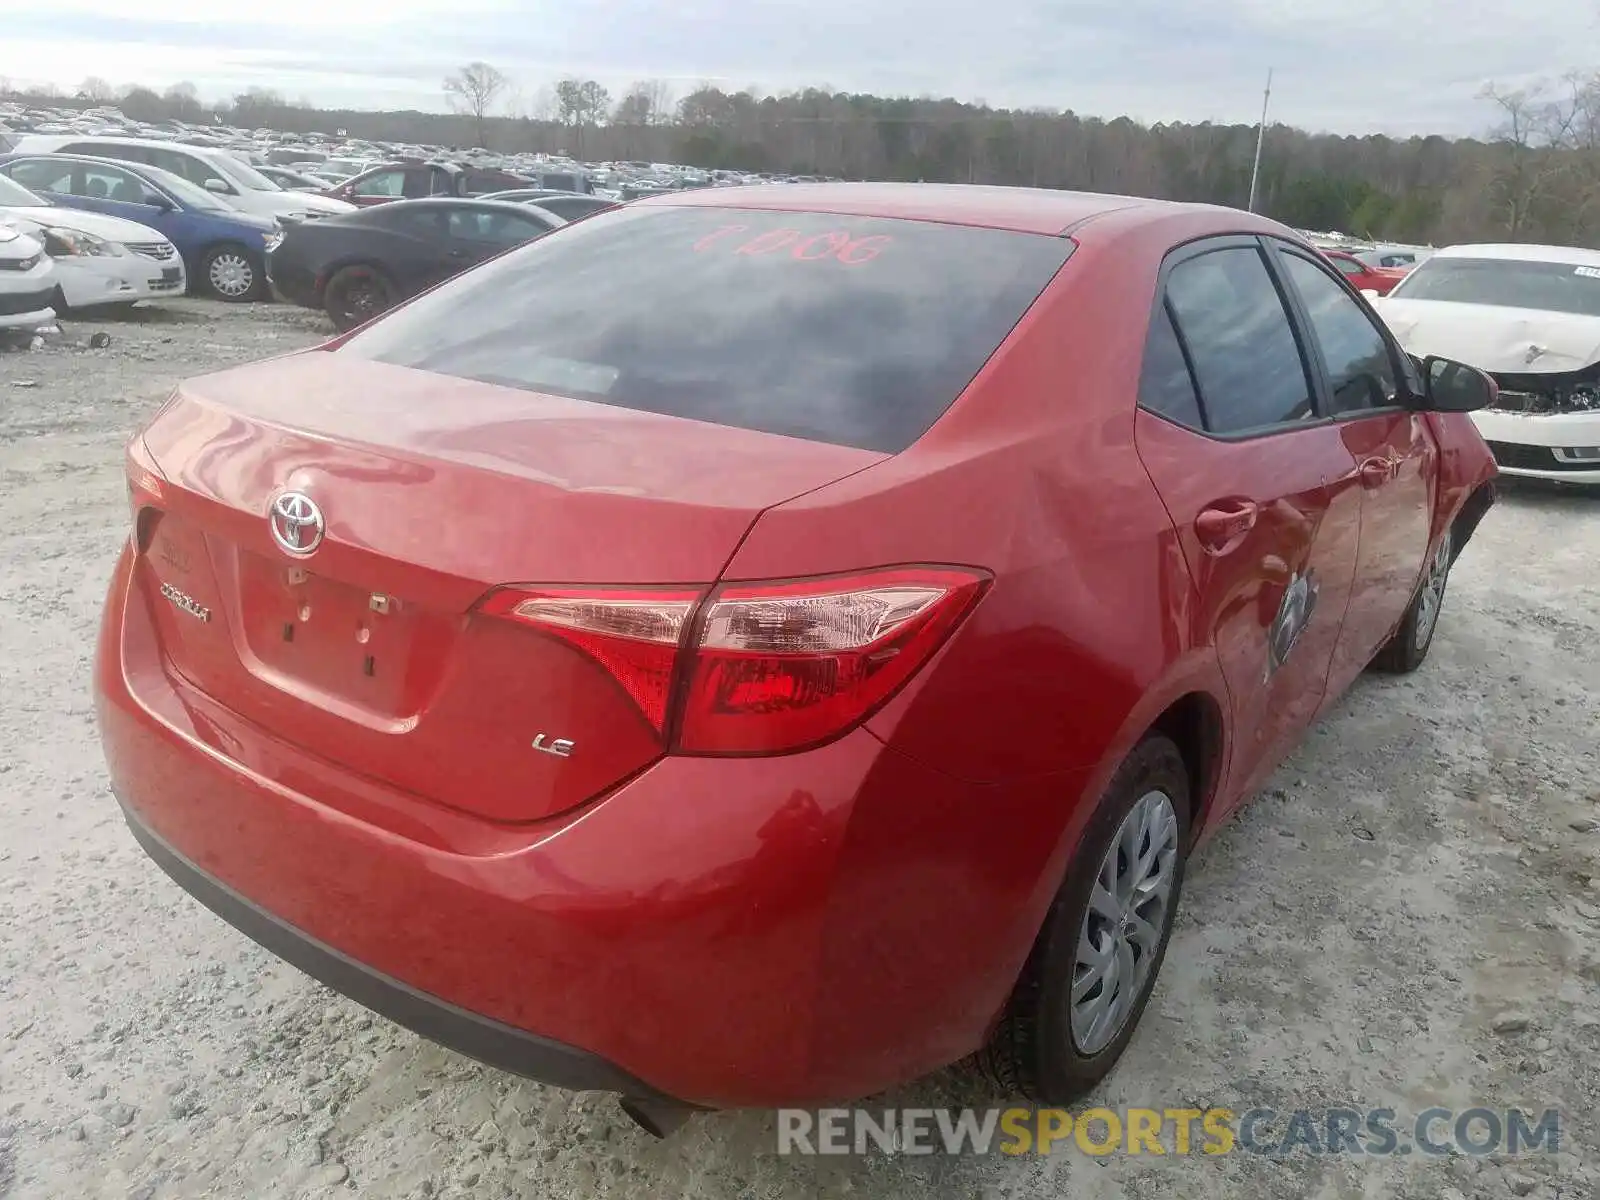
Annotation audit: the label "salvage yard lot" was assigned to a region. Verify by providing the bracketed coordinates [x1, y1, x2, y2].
[1, 300, 1599, 1200]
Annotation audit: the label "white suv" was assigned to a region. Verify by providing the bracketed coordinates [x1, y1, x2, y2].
[9, 136, 356, 222]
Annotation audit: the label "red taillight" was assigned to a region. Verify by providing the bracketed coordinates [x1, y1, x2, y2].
[477, 586, 700, 733]
[478, 566, 988, 756]
[677, 567, 988, 754]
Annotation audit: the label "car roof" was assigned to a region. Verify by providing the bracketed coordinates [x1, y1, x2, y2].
[633, 181, 1269, 237]
[17, 134, 223, 159]
[1, 150, 159, 175]
[1431, 243, 1600, 267]
[366, 198, 552, 214]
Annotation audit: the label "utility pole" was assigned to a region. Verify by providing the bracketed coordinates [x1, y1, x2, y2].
[1247, 68, 1273, 213]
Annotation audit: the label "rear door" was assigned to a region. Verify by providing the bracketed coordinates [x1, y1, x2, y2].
[1134, 238, 1362, 810]
[1270, 244, 1436, 696]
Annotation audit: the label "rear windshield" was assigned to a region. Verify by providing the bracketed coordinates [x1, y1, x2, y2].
[1391, 256, 1600, 317]
[337, 206, 1071, 452]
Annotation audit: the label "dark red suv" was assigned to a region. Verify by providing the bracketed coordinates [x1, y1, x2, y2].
[97, 184, 1498, 1135]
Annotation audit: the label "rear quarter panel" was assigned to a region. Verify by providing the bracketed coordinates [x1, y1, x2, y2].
[722, 209, 1241, 1050]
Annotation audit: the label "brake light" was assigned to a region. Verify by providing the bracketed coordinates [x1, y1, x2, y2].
[678, 567, 988, 754]
[478, 586, 699, 733]
[478, 566, 988, 755]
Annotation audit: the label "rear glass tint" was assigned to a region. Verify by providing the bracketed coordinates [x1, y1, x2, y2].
[337, 205, 1072, 452]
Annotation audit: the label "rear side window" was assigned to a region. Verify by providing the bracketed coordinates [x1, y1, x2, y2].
[7, 159, 71, 193]
[353, 170, 406, 198]
[1138, 303, 1204, 428]
[338, 207, 1072, 452]
[1164, 246, 1314, 434]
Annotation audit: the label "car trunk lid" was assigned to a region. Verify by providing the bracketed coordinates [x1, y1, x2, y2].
[132, 352, 884, 822]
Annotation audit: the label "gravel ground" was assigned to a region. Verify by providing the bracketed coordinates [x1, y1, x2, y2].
[2, 299, 1598, 1200]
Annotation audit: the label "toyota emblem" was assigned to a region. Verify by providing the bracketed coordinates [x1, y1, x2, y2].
[269, 491, 325, 557]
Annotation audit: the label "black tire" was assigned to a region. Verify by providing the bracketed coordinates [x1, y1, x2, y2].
[1371, 527, 1453, 674]
[200, 243, 264, 303]
[973, 735, 1191, 1103]
[323, 265, 396, 332]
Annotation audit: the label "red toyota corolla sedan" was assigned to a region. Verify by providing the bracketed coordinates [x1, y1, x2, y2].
[96, 184, 1499, 1135]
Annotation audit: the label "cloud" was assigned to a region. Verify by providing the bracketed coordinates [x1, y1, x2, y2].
[7, 0, 1598, 134]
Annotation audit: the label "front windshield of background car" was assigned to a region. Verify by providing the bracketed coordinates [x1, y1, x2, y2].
[214, 152, 283, 191]
[1390, 256, 1600, 317]
[0, 173, 45, 207]
[143, 165, 232, 212]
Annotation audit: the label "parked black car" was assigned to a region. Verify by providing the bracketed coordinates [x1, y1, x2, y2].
[267, 198, 564, 330]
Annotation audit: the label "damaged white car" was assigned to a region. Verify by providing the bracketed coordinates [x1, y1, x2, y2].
[0, 173, 184, 312]
[1373, 244, 1600, 483]
[0, 222, 55, 332]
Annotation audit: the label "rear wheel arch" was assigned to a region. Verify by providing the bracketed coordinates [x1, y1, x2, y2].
[1148, 690, 1226, 843]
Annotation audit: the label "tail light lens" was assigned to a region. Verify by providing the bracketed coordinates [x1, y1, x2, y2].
[478, 587, 700, 733]
[478, 566, 988, 756]
[678, 567, 988, 754]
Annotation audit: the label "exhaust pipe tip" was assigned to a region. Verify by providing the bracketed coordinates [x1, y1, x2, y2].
[619, 1095, 696, 1139]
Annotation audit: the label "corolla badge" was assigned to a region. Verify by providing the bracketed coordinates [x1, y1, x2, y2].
[269, 491, 325, 557]
[1266, 569, 1320, 679]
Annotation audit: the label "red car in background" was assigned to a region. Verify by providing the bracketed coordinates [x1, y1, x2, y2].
[96, 184, 1499, 1136]
[1322, 246, 1412, 294]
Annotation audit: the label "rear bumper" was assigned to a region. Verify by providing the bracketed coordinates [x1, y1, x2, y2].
[119, 795, 675, 1101]
[95, 545, 1082, 1107]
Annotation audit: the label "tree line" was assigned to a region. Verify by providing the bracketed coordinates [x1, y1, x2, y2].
[10, 66, 1600, 248]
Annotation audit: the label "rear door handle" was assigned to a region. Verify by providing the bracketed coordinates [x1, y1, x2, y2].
[1358, 456, 1396, 487]
[1194, 499, 1259, 555]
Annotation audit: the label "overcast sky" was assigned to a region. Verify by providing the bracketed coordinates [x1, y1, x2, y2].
[4, 0, 1596, 136]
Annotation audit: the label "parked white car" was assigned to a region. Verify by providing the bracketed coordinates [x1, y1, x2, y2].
[0, 223, 56, 331]
[8, 135, 356, 223]
[1372, 243, 1600, 484]
[0, 173, 184, 310]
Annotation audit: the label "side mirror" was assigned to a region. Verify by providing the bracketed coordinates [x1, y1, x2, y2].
[1419, 355, 1497, 412]
[142, 191, 174, 211]
[203, 178, 231, 195]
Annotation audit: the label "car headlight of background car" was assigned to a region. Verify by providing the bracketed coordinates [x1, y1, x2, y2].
[263, 230, 285, 251]
[43, 228, 122, 258]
